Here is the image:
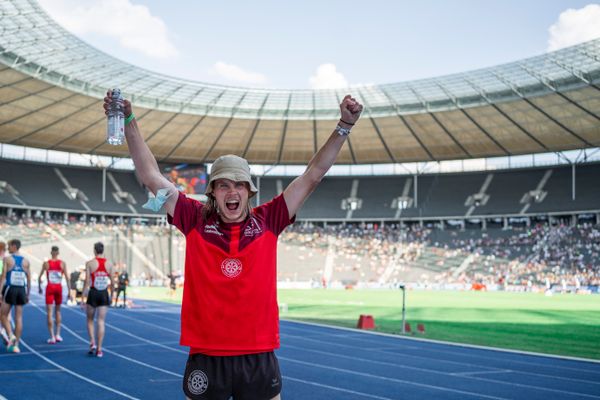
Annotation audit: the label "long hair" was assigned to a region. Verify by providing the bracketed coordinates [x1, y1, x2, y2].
[202, 195, 253, 221]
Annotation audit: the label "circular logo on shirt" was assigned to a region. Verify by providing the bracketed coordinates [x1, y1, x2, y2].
[221, 258, 243, 278]
[187, 369, 208, 395]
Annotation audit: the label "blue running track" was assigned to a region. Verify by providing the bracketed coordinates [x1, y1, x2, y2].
[1, 293, 599, 399]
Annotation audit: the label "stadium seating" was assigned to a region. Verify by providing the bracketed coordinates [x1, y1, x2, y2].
[1, 158, 597, 220]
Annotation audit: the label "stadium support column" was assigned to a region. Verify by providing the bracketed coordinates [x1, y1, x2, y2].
[115, 231, 120, 264]
[102, 168, 106, 203]
[127, 223, 133, 275]
[572, 164, 576, 201]
[413, 174, 418, 208]
[399, 284, 406, 334]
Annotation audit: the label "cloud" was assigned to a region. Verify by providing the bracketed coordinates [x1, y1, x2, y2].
[38, 0, 178, 59]
[309, 63, 349, 89]
[548, 4, 600, 51]
[210, 62, 268, 86]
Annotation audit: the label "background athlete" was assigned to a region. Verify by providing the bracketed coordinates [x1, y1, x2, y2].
[38, 246, 71, 344]
[0, 239, 31, 354]
[82, 242, 114, 358]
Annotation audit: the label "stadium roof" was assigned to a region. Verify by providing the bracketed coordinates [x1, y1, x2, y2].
[1, 0, 599, 165]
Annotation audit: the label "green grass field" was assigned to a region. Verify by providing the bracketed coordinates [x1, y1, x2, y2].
[129, 287, 600, 360]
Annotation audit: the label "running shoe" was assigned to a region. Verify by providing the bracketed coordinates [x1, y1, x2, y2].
[55, 335, 63, 343]
[96, 350, 104, 358]
[47, 337, 56, 344]
[6, 344, 21, 354]
[7, 334, 16, 349]
[88, 343, 97, 355]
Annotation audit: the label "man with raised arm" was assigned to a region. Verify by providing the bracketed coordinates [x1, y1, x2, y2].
[38, 246, 71, 344]
[103, 91, 363, 400]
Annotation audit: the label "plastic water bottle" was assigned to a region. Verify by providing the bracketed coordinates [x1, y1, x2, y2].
[107, 88, 125, 145]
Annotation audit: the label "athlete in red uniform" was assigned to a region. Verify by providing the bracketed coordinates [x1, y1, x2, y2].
[38, 246, 71, 344]
[83, 242, 114, 358]
[105, 91, 363, 399]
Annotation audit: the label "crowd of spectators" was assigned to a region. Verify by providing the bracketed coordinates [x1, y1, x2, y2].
[280, 222, 600, 290]
[2, 214, 599, 291]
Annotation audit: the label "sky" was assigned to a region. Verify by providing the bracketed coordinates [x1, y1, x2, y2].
[38, 0, 600, 90]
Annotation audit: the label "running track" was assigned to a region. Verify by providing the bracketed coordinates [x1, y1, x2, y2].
[1, 293, 599, 399]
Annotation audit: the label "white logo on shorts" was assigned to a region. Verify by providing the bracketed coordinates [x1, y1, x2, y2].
[187, 369, 209, 395]
[221, 258, 242, 278]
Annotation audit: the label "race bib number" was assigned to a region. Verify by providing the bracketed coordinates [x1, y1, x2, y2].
[48, 271, 62, 284]
[10, 271, 26, 287]
[76, 280, 84, 291]
[94, 275, 110, 290]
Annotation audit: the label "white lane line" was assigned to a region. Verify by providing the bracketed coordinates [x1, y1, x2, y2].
[283, 332, 485, 369]
[282, 321, 600, 384]
[0, 369, 62, 374]
[278, 349, 600, 399]
[126, 309, 181, 322]
[109, 310, 180, 335]
[283, 319, 600, 368]
[451, 370, 513, 376]
[31, 302, 184, 378]
[61, 323, 184, 378]
[18, 339, 140, 400]
[8, 341, 181, 357]
[280, 356, 508, 400]
[285, 334, 600, 385]
[283, 343, 502, 376]
[62, 305, 187, 355]
[284, 376, 396, 400]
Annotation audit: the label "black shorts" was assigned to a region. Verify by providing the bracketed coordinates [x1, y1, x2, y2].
[86, 288, 110, 308]
[2, 285, 27, 306]
[183, 352, 282, 400]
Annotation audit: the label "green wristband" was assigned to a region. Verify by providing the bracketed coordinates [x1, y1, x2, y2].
[124, 113, 135, 125]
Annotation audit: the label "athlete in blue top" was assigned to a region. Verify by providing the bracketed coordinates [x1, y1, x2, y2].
[0, 241, 8, 345]
[0, 239, 31, 353]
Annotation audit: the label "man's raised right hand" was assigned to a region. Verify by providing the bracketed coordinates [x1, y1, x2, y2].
[103, 90, 133, 118]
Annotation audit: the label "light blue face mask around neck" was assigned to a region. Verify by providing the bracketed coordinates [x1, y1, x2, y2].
[142, 187, 173, 212]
